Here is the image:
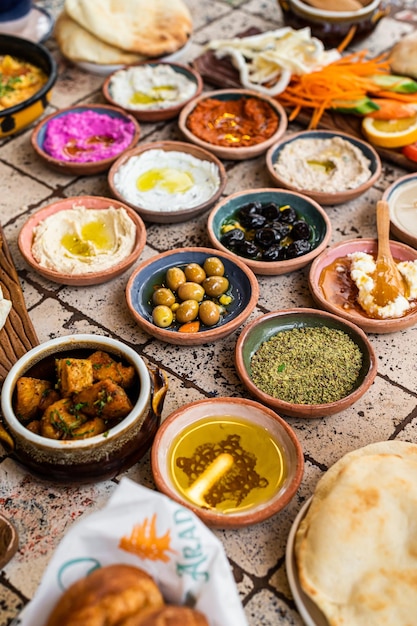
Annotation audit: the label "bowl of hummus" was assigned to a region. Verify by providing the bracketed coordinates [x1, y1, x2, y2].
[103, 62, 203, 122]
[308, 237, 417, 333]
[31, 104, 141, 176]
[108, 140, 227, 224]
[18, 196, 147, 286]
[266, 129, 381, 206]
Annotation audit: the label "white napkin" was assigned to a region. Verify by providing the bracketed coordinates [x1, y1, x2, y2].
[18, 478, 248, 626]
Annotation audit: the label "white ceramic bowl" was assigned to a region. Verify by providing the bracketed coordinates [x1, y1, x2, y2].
[382, 173, 417, 250]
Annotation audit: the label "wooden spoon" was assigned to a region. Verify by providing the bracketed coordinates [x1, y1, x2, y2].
[372, 200, 406, 307]
[303, 0, 363, 11]
[0, 513, 18, 569]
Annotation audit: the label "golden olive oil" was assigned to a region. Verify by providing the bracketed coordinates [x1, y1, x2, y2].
[136, 167, 194, 194]
[61, 220, 114, 257]
[169, 416, 287, 514]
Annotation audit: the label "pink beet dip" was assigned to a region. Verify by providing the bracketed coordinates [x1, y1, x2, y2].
[42, 110, 137, 163]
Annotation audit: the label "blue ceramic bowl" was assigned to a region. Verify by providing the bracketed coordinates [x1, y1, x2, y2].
[382, 172, 417, 250]
[207, 188, 331, 276]
[126, 247, 259, 345]
[31, 104, 140, 176]
[266, 130, 381, 206]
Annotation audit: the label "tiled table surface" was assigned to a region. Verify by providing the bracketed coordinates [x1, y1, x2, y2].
[2, 1, 417, 625]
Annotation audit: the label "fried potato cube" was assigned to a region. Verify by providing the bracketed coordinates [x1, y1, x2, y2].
[26, 421, 41, 435]
[88, 350, 135, 388]
[15, 377, 54, 423]
[71, 417, 107, 440]
[40, 398, 87, 440]
[38, 387, 61, 413]
[56, 358, 94, 397]
[74, 379, 133, 420]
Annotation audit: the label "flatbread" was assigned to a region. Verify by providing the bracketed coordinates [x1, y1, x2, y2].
[295, 441, 417, 626]
[389, 30, 417, 80]
[54, 11, 146, 65]
[64, 0, 193, 57]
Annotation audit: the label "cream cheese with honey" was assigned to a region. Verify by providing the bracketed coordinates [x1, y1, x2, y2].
[31, 205, 136, 274]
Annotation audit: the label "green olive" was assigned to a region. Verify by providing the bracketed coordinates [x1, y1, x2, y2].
[202, 275, 229, 297]
[175, 299, 199, 323]
[152, 305, 173, 328]
[177, 281, 205, 302]
[165, 266, 186, 292]
[184, 262, 206, 284]
[152, 287, 175, 307]
[203, 256, 225, 277]
[198, 300, 221, 326]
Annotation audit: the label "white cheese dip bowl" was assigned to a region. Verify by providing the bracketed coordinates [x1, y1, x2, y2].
[383, 172, 417, 250]
[108, 140, 227, 224]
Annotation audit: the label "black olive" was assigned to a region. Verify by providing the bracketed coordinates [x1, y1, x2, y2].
[241, 213, 267, 230]
[270, 222, 292, 239]
[286, 239, 312, 259]
[262, 245, 283, 261]
[279, 206, 297, 224]
[235, 240, 261, 259]
[258, 202, 280, 221]
[254, 227, 282, 248]
[291, 220, 312, 241]
[237, 202, 262, 225]
[220, 228, 246, 248]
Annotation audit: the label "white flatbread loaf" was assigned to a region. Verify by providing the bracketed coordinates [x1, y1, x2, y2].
[295, 441, 417, 626]
[64, 0, 192, 57]
[389, 30, 417, 80]
[0, 285, 12, 331]
[54, 11, 146, 65]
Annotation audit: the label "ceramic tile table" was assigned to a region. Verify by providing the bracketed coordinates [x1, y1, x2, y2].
[2, 1, 417, 625]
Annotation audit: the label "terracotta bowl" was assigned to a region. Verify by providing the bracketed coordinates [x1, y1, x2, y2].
[0, 34, 57, 137]
[309, 238, 417, 333]
[102, 61, 203, 122]
[151, 396, 304, 528]
[207, 188, 331, 276]
[31, 104, 140, 176]
[277, 0, 388, 47]
[108, 140, 227, 224]
[125, 247, 259, 346]
[0, 334, 168, 483]
[234, 308, 377, 419]
[178, 88, 288, 160]
[266, 130, 382, 206]
[382, 173, 417, 250]
[18, 195, 147, 286]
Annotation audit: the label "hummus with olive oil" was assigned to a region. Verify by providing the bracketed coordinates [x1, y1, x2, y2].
[32, 205, 136, 274]
[273, 136, 372, 193]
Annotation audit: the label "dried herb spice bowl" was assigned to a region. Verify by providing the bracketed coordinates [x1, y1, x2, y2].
[234, 308, 377, 419]
[207, 188, 331, 275]
[151, 397, 304, 528]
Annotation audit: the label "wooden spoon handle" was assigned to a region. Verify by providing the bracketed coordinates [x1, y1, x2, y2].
[376, 200, 391, 258]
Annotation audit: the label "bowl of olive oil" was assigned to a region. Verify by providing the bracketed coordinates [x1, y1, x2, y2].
[151, 396, 304, 528]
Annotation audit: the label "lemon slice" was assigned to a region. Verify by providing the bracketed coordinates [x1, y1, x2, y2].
[362, 107, 417, 148]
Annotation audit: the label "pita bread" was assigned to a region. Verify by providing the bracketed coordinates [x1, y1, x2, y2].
[389, 31, 417, 80]
[0, 285, 12, 331]
[54, 11, 146, 65]
[295, 441, 417, 626]
[64, 0, 192, 57]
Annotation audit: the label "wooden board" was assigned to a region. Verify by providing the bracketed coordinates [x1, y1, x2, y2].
[193, 46, 417, 173]
[0, 226, 38, 385]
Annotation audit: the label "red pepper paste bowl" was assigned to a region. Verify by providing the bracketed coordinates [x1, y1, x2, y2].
[31, 103, 140, 176]
[178, 88, 288, 161]
[151, 396, 304, 528]
[234, 308, 377, 418]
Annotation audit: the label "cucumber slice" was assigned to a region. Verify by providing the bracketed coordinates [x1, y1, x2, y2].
[331, 97, 380, 115]
[370, 74, 417, 93]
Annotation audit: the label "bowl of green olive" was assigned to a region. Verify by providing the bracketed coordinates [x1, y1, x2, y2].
[125, 247, 259, 345]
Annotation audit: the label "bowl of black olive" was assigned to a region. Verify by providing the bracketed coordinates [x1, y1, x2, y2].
[207, 188, 332, 275]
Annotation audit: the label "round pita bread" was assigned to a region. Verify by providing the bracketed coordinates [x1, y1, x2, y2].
[389, 31, 417, 80]
[295, 441, 417, 626]
[64, 0, 192, 57]
[54, 11, 146, 65]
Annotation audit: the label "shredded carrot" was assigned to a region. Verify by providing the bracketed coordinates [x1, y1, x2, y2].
[178, 321, 200, 333]
[369, 89, 417, 103]
[276, 50, 392, 129]
[337, 25, 357, 52]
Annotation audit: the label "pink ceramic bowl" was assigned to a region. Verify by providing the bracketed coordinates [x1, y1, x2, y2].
[151, 396, 304, 528]
[309, 238, 417, 333]
[18, 195, 146, 286]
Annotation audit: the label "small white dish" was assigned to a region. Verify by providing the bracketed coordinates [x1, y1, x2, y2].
[0, 6, 53, 43]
